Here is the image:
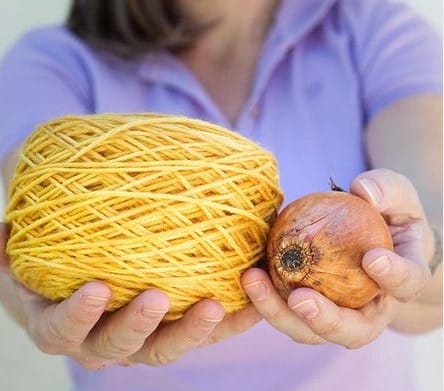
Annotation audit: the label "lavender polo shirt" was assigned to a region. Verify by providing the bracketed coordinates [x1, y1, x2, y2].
[0, 1, 441, 390]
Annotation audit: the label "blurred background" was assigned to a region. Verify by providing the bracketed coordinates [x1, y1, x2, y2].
[0, 0, 442, 390]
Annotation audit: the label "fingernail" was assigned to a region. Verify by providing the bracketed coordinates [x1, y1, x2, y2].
[368, 255, 391, 276]
[143, 307, 167, 319]
[244, 281, 267, 301]
[291, 299, 319, 320]
[359, 179, 382, 206]
[84, 295, 108, 309]
[196, 317, 223, 329]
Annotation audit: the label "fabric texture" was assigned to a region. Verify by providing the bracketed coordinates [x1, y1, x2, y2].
[0, 0, 441, 390]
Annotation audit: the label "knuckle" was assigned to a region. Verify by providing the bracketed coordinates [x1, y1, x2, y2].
[315, 318, 341, 337]
[231, 320, 248, 336]
[346, 329, 378, 350]
[27, 321, 42, 344]
[47, 318, 83, 347]
[35, 338, 59, 355]
[117, 357, 133, 367]
[83, 362, 104, 371]
[413, 270, 428, 295]
[396, 296, 411, 304]
[262, 304, 287, 322]
[390, 269, 410, 290]
[46, 319, 64, 341]
[305, 334, 326, 346]
[345, 339, 366, 350]
[147, 348, 177, 366]
[78, 357, 109, 371]
[183, 331, 205, 345]
[409, 283, 426, 302]
[292, 334, 325, 346]
[28, 324, 56, 355]
[390, 266, 425, 303]
[67, 306, 99, 327]
[183, 320, 217, 345]
[98, 331, 133, 357]
[231, 310, 261, 334]
[203, 334, 223, 346]
[63, 336, 85, 348]
[127, 309, 162, 334]
[130, 319, 155, 335]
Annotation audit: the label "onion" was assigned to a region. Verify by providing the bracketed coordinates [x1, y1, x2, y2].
[267, 184, 393, 308]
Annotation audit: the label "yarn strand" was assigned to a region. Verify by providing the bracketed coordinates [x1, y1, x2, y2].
[6, 113, 283, 320]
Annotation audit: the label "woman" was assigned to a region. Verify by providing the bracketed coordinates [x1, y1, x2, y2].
[0, 0, 442, 390]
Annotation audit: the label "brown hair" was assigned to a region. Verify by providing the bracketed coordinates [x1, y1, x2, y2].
[67, 0, 212, 57]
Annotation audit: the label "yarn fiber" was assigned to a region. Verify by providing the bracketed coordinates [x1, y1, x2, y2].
[6, 114, 283, 320]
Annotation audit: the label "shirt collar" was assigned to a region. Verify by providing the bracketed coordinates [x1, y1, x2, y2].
[273, 0, 338, 44]
[136, 0, 338, 127]
[138, 0, 337, 79]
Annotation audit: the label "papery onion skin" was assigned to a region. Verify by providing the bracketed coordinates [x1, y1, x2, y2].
[267, 191, 394, 309]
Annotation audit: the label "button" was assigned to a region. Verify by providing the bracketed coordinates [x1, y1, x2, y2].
[280, 42, 293, 52]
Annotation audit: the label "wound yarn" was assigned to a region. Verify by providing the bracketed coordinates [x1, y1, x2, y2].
[6, 113, 283, 320]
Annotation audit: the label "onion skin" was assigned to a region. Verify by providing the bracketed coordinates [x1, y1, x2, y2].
[267, 191, 394, 309]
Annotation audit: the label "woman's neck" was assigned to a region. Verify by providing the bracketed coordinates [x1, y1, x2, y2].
[176, 0, 281, 124]
[180, 0, 280, 63]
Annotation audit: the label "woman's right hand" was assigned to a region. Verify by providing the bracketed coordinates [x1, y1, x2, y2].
[0, 223, 261, 370]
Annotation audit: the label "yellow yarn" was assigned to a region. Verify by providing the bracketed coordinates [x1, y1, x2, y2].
[6, 113, 283, 320]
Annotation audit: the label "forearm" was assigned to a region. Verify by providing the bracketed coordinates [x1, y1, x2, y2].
[390, 226, 442, 333]
[389, 265, 442, 333]
[366, 95, 443, 334]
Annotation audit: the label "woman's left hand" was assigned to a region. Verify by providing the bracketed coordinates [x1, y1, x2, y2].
[241, 168, 434, 349]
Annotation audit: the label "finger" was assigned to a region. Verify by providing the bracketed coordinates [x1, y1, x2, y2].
[23, 282, 111, 354]
[352, 168, 435, 269]
[201, 304, 262, 346]
[242, 268, 325, 345]
[133, 299, 224, 366]
[363, 248, 430, 302]
[0, 223, 10, 271]
[288, 288, 398, 349]
[350, 168, 424, 220]
[86, 290, 169, 360]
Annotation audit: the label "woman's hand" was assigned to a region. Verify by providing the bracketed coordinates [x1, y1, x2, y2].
[0, 225, 261, 370]
[242, 168, 435, 348]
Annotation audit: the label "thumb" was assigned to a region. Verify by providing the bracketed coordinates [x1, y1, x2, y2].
[350, 168, 425, 222]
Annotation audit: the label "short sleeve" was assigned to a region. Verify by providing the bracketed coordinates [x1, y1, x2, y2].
[0, 27, 94, 162]
[343, 0, 443, 122]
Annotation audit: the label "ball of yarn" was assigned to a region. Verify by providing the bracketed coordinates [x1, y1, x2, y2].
[6, 114, 283, 320]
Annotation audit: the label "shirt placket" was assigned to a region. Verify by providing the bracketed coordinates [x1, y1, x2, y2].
[235, 0, 338, 135]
